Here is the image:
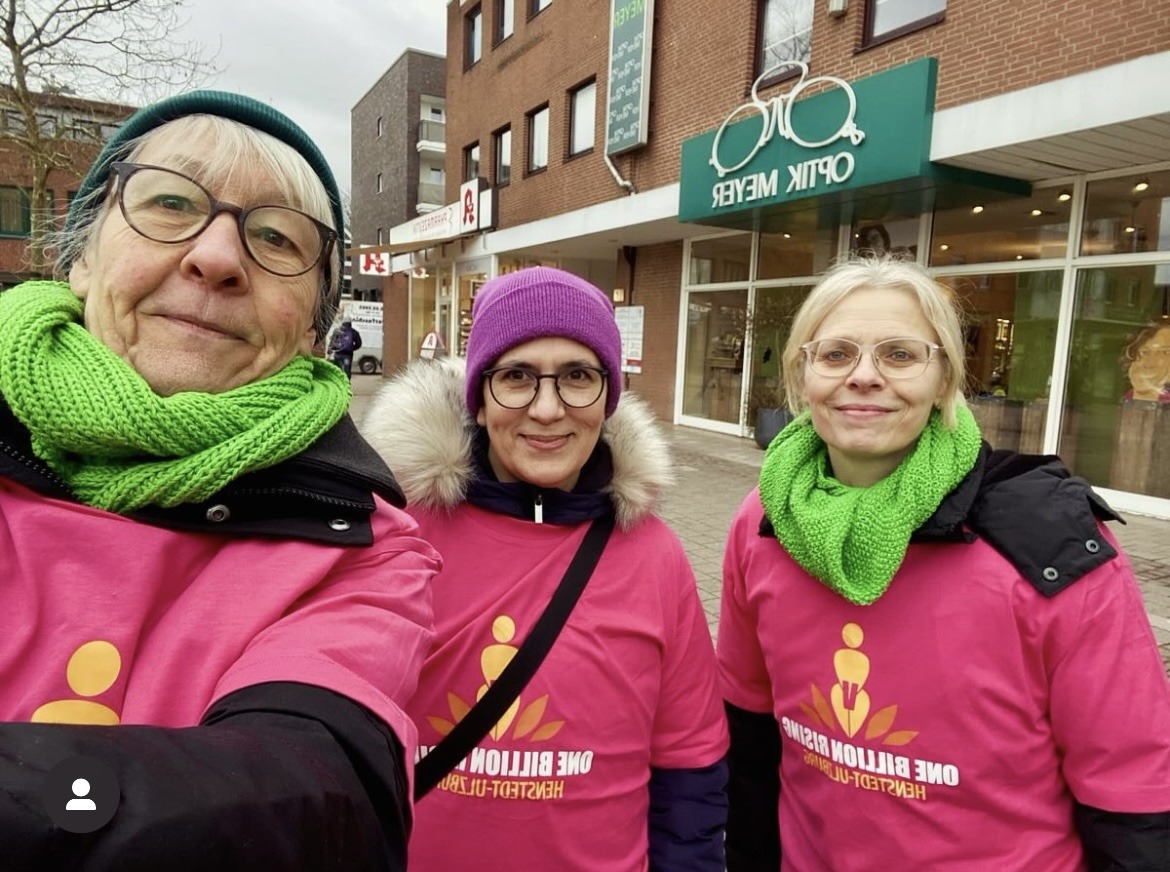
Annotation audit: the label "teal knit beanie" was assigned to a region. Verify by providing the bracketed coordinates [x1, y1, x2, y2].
[64, 90, 344, 256]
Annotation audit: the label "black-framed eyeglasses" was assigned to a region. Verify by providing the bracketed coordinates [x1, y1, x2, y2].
[109, 162, 337, 278]
[483, 365, 609, 409]
[801, 337, 942, 380]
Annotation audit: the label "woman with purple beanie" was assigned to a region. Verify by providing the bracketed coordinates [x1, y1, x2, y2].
[362, 266, 728, 871]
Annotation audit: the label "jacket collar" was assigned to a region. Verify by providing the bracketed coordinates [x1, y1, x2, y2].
[0, 396, 403, 545]
[359, 357, 674, 530]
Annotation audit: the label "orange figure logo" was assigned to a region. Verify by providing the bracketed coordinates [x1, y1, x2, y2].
[31, 640, 122, 725]
[427, 614, 565, 743]
[799, 623, 917, 746]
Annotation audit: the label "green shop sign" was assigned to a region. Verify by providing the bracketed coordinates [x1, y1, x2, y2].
[679, 58, 1028, 227]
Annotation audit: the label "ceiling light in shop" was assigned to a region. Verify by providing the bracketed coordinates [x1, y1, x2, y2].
[939, 243, 949, 251]
[1030, 209, 1042, 216]
[1015, 255, 1024, 260]
[783, 233, 791, 239]
[1133, 179, 1150, 193]
[972, 205, 984, 214]
[1058, 190, 1072, 202]
[1125, 226, 1137, 233]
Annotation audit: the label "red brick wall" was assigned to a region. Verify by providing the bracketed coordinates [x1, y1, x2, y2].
[447, 0, 1170, 227]
[381, 273, 410, 375]
[0, 139, 100, 280]
[621, 241, 683, 419]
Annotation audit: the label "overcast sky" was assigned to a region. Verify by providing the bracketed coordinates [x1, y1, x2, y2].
[171, 0, 447, 200]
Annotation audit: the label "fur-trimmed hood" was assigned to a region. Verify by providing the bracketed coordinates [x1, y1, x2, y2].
[359, 357, 674, 529]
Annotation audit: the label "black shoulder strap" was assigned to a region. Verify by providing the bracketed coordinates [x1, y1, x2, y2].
[414, 512, 615, 800]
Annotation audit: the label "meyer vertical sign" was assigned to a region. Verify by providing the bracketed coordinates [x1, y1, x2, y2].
[605, 0, 654, 156]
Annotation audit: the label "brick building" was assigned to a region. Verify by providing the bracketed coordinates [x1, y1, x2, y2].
[350, 49, 446, 317]
[0, 89, 134, 286]
[377, 0, 1170, 517]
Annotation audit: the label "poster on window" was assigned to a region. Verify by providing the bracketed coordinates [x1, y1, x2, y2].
[615, 305, 644, 374]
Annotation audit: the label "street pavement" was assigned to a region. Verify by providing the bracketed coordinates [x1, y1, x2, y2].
[350, 374, 1170, 674]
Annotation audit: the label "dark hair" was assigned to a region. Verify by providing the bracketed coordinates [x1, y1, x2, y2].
[855, 223, 891, 254]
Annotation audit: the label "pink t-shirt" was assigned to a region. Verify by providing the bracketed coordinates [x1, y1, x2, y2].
[0, 478, 438, 754]
[407, 504, 727, 872]
[719, 488, 1170, 872]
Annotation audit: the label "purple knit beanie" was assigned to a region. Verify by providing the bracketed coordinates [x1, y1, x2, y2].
[465, 266, 623, 418]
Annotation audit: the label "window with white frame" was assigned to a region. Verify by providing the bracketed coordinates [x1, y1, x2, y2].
[531, 0, 551, 16]
[464, 142, 481, 181]
[568, 80, 596, 156]
[756, 0, 814, 83]
[527, 106, 549, 172]
[496, 0, 514, 42]
[494, 126, 512, 186]
[865, 0, 946, 43]
[465, 5, 483, 67]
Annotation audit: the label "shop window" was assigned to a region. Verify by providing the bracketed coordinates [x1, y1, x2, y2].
[465, 5, 482, 68]
[849, 216, 920, 260]
[493, 126, 512, 187]
[931, 190, 1072, 267]
[755, 0, 813, 85]
[1059, 265, 1170, 497]
[864, 0, 945, 45]
[495, 0, 514, 42]
[0, 187, 30, 237]
[746, 284, 811, 427]
[938, 270, 1063, 455]
[527, 105, 549, 173]
[688, 234, 752, 285]
[568, 80, 596, 157]
[1081, 170, 1170, 257]
[681, 289, 748, 425]
[464, 142, 480, 182]
[757, 224, 838, 279]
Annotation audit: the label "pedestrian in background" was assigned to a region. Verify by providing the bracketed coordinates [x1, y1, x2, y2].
[362, 266, 728, 871]
[719, 256, 1170, 870]
[0, 91, 437, 869]
[329, 318, 363, 378]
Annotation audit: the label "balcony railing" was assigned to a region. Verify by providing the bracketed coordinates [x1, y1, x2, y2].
[417, 181, 445, 206]
[417, 120, 446, 155]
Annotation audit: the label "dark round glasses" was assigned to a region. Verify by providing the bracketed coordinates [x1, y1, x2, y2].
[483, 366, 609, 409]
[110, 162, 336, 277]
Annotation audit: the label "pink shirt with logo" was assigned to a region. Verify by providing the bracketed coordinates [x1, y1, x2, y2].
[0, 478, 437, 754]
[719, 488, 1170, 872]
[407, 504, 727, 872]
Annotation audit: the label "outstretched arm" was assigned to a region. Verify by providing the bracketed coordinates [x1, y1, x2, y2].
[0, 682, 409, 871]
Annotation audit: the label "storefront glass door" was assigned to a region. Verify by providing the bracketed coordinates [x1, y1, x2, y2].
[680, 289, 748, 430]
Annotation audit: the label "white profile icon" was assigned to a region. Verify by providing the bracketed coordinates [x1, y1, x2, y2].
[65, 777, 97, 811]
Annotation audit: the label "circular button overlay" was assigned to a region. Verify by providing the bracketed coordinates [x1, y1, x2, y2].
[42, 755, 121, 834]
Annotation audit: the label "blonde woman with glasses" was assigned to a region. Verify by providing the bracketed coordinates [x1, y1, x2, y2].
[719, 256, 1170, 871]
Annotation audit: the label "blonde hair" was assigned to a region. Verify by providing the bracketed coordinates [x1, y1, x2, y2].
[54, 115, 340, 339]
[782, 256, 968, 427]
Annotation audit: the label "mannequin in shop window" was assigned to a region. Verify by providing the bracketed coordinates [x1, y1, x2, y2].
[1123, 319, 1170, 403]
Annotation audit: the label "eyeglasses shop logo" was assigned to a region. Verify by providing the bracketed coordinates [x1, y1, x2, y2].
[708, 61, 866, 209]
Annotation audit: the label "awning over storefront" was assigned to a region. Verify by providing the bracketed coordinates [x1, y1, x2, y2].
[678, 57, 1030, 234]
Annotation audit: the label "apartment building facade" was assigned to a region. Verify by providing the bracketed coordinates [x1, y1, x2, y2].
[379, 0, 1170, 517]
[350, 48, 447, 310]
[0, 89, 134, 286]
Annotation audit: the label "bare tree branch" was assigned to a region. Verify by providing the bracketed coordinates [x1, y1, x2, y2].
[0, 0, 218, 274]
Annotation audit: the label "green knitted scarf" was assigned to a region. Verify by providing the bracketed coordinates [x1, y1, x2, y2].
[0, 280, 351, 514]
[758, 405, 982, 605]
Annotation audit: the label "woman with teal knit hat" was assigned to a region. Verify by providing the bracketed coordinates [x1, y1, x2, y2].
[0, 91, 437, 869]
[718, 256, 1170, 870]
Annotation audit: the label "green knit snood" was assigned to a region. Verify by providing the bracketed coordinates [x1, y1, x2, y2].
[0, 280, 351, 514]
[758, 405, 982, 605]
